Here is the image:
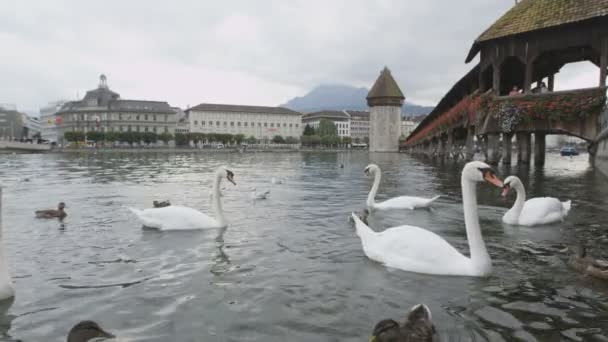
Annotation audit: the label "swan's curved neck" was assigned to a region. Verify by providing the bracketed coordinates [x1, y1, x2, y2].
[510, 182, 526, 217]
[367, 171, 381, 207]
[461, 177, 491, 274]
[212, 175, 226, 227]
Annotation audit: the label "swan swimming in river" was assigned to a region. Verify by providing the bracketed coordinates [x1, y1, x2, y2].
[129, 166, 236, 230]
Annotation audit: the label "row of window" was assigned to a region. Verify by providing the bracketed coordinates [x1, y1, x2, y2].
[66, 114, 171, 122]
[192, 121, 299, 128]
[72, 126, 170, 133]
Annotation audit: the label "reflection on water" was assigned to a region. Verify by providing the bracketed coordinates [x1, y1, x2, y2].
[0, 151, 607, 341]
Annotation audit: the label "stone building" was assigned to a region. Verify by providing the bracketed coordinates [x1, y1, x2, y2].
[367, 67, 405, 152]
[56, 75, 177, 143]
[186, 104, 301, 142]
[40, 100, 66, 143]
[301, 111, 350, 138]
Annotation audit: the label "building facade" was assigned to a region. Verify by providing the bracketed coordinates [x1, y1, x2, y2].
[346, 110, 369, 141]
[400, 119, 418, 138]
[23, 115, 41, 139]
[0, 109, 25, 140]
[186, 104, 301, 142]
[40, 101, 66, 142]
[56, 75, 177, 143]
[301, 111, 350, 138]
[367, 67, 405, 152]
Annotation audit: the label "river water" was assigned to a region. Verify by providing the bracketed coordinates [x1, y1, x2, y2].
[0, 151, 607, 341]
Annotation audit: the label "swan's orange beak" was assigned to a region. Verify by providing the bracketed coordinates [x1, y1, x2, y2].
[483, 172, 503, 188]
[501, 184, 511, 197]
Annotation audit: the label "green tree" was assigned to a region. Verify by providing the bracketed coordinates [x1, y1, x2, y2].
[159, 132, 173, 144]
[301, 135, 321, 146]
[285, 136, 299, 144]
[318, 119, 337, 137]
[64, 131, 85, 142]
[142, 132, 157, 144]
[354, 137, 361, 144]
[105, 132, 120, 142]
[303, 124, 315, 136]
[174, 133, 189, 146]
[272, 135, 285, 144]
[234, 134, 245, 145]
[342, 136, 352, 146]
[86, 131, 105, 142]
[246, 135, 257, 144]
[363, 136, 370, 145]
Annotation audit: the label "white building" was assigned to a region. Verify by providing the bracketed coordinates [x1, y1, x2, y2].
[345, 110, 369, 141]
[40, 100, 67, 143]
[186, 104, 301, 142]
[401, 119, 418, 138]
[301, 111, 350, 138]
[24, 115, 41, 139]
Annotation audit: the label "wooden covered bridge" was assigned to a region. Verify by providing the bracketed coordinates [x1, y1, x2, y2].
[403, 0, 608, 166]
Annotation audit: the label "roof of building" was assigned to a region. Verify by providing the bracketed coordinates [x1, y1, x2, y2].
[466, 0, 608, 62]
[59, 99, 175, 114]
[367, 67, 405, 100]
[302, 110, 350, 121]
[187, 103, 301, 115]
[345, 110, 370, 119]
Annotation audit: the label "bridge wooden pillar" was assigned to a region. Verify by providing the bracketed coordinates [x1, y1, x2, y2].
[600, 38, 607, 87]
[492, 62, 501, 95]
[437, 135, 446, 159]
[486, 133, 500, 165]
[502, 133, 513, 164]
[517, 132, 531, 164]
[534, 133, 546, 166]
[446, 130, 454, 159]
[465, 126, 475, 160]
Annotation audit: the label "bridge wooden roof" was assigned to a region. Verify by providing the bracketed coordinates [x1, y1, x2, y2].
[466, 0, 608, 62]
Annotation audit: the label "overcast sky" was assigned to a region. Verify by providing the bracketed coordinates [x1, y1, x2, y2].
[0, 0, 601, 113]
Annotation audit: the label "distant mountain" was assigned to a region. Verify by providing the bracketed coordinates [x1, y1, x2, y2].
[281, 84, 434, 117]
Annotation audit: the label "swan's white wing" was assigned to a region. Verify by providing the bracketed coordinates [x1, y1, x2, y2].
[518, 197, 567, 226]
[129, 206, 221, 230]
[352, 214, 473, 276]
[374, 195, 440, 210]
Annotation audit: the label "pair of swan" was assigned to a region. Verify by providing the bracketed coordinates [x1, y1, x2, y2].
[129, 167, 236, 230]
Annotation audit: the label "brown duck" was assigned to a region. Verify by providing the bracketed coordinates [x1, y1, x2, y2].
[67, 320, 115, 342]
[370, 304, 436, 342]
[568, 244, 608, 280]
[35, 202, 66, 219]
[153, 200, 171, 208]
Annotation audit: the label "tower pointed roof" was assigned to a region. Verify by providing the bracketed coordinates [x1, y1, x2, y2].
[367, 67, 405, 107]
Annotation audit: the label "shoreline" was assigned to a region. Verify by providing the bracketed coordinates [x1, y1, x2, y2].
[46, 147, 364, 154]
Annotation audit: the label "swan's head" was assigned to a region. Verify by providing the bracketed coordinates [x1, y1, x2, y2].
[216, 167, 236, 185]
[501, 175, 522, 197]
[364, 164, 380, 176]
[67, 320, 115, 342]
[462, 161, 503, 187]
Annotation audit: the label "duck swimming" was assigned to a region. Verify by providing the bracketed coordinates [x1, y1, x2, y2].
[153, 200, 171, 208]
[370, 304, 436, 342]
[67, 320, 115, 342]
[568, 245, 608, 280]
[35, 202, 66, 219]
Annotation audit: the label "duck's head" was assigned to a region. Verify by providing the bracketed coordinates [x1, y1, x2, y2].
[462, 161, 503, 187]
[58, 202, 66, 210]
[501, 175, 522, 197]
[67, 320, 115, 342]
[370, 319, 401, 342]
[216, 166, 236, 185]
[401, 304, 436, 341]
[364, 164, 380, 177]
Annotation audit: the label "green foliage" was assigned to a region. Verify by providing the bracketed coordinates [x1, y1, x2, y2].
[272, 135, 285, 143]
[342, 136, 352, 145]
[234, 134, 245, 144]
[64, 131, 85, 142]
[284, 136, 299, 144]
[318, 119, 337, 136]
[142, 132, 157, 144]
[303, 124, 315, 136]
[105, 132, 120, 142]
[300, 135, 321, 146]
[174, 133, 189, 146]
[86, 131, 105, 142]
[363, 136, 370, 144]
[246, 135, 257, 144]
[159, 132, 173, 143]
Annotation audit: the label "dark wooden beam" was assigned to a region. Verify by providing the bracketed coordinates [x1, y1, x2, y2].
[600, 38, 607, 87]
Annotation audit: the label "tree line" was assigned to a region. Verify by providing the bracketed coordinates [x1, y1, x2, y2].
[301, 119, 353, 147]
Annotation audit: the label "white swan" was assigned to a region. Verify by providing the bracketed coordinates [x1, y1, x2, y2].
[501, 175, 571, 226]
[364, 164, 440, 210]
[351, 161, 503, 277]
[251, 188, 270, 200]
[0, 187, 14, 300]
[129, 167, 236, 230]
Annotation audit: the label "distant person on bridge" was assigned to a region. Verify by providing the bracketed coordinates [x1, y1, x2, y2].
[509, 86, 521, 96]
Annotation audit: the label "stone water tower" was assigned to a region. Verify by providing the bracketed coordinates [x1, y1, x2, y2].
[367, 67, 404, 152]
